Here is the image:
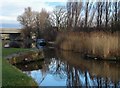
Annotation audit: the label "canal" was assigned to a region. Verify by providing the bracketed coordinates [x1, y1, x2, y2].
[13, 47, 120, 87]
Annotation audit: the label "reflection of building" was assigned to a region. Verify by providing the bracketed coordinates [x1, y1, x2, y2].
[0, 28, 21, 40]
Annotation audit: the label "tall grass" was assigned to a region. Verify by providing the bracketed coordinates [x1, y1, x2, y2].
[56, 31, 120, 59]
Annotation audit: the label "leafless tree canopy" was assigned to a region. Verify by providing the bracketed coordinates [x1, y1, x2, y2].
[18, 1, 120, 42]
[49, 6, 67, 31]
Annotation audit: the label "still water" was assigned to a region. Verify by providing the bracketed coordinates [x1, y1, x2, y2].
[14, 47, 120, 87]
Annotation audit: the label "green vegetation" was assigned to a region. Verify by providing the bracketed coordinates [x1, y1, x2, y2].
[2, 48, 38, 87]
[0, 40, 2, 87]
[2, 48, 29, 57]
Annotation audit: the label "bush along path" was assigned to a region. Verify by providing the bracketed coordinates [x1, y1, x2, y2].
[2, 48, 38, 87]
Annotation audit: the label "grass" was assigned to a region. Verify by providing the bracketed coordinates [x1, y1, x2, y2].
[56, 31, 120, 60]
[0, 41, 2, 87]
[2, 48, 29, 57]
[2, 48, 38, 87]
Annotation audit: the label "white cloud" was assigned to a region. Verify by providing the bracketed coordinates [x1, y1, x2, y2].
[0, 16, 18, 24]
[0, 0, 66, 24]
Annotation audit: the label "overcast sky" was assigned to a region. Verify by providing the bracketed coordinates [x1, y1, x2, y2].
[0, 0, 117, 28]
[0, 0, 66, 28]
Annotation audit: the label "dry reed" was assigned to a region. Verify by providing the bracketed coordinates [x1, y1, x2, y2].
[56, 31, 120, 59]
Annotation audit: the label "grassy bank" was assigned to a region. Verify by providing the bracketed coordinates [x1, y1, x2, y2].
[2, 48, 29, 57]
[2, 48, 38, 87]
[56, 31, 120, 60]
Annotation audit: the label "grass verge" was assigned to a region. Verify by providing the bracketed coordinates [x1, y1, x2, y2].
[2, 48, 29, 57]
[2, 48, 38, 87]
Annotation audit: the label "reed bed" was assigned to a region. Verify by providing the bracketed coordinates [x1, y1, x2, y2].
[56, 31, 120, 59]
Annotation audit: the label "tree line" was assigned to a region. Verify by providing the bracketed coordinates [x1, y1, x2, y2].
[17, 1, 120, 48]
[66, 0, 120, 31]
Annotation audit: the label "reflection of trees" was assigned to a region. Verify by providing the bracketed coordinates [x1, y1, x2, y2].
[45, 57, 120, 87]
[23, 48, 120, 87]
[57, 50, 120, 81]
[66, 64, 81, 87]
[66, 64, 120, 87]
[55, 50, 120, 87]
[48, 58, 67, 80]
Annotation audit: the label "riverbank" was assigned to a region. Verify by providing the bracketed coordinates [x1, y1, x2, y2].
[2, 48, 38, 87]
[56, 31, 120, 60]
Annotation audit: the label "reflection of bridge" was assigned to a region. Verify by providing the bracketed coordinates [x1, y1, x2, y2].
[0, 28, 21, 40]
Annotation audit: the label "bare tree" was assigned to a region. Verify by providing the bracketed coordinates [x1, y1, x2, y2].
[114, 2, 118, 22]
[66, 1, 74, 30]
[18, 7, 35, 30]
[118, 1, 120, 21]
[74, 1, 83, 29]
[88, 4, 96, 27]
[85, 2, 89, 28]
[49, 6, 67, 31]
[66, 0, 83, 31]
[114, 1, 120, 31]
[33, 12, 41, 39]
[110, 1, 119, 31]
[39, 9, 50, 30]
[34, 9, 50, 39]
[96, 2, 104, 29]
[100, 2, 104, 27]
[17, 7, 34, 48]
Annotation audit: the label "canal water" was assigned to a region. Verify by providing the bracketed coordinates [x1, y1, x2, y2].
[13, 47, 120, 87]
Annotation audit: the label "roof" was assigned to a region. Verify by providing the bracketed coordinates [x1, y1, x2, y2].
[0, 28, 21, 34]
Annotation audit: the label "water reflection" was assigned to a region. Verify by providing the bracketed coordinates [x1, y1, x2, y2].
[57, 50, 120, 83]
[13, 48, 120, 87]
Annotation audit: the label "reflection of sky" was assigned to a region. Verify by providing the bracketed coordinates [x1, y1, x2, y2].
[40, 74, 66, 86]
[79, 73, 85, 85]
[28, 70, 66, 86]
[28, 70, 43, 85]
[25, 69, 99, 86]
[79, 71, 96, 86]
[22, 54, 120, 87]
[24, 60, 120, 87]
